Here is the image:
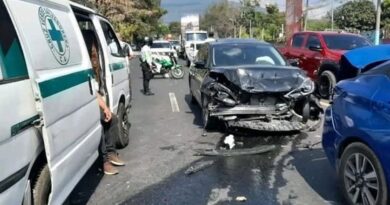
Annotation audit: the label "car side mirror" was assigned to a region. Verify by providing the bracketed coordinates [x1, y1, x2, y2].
[309, 44, 322, 52]
[288, 59, 299, 67]
[194, 61, 206, 69]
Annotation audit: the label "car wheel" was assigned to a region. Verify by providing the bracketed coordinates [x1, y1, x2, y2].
[339, 142, 387, 205]
[318, 70, 336, 99]
[202, 96, 216, 130]
[33, 164, 51, 205]
[116, 102, 130, 148]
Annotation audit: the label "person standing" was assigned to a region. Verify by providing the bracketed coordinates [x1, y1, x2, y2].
[140, 37, 154, 96]
[83, 30, 125, 175]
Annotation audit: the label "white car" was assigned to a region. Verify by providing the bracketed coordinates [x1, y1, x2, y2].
[151, 40, 178, 58]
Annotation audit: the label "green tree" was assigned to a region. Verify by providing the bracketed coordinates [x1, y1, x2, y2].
[168, 21, 181, 36]
[333, 0, 376, 31]
[201, 0, 240, 38]
[307, 19, 330, 31]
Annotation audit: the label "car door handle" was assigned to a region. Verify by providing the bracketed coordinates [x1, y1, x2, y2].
[88, 75, 93, 95]
[111, 74, 114, 84]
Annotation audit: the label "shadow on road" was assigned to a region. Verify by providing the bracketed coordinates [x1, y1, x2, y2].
[67, 159, 104, 205]
[289, 147, 346, 204]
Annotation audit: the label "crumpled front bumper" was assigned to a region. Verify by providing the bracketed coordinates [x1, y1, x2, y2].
[227, 119, 308, 132]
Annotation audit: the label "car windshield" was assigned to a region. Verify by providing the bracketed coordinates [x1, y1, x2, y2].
[213, 44, 287, 67]
[151, 42, 171, 49]
[323, 35, 371, 50]
[186, 33, 207, 41]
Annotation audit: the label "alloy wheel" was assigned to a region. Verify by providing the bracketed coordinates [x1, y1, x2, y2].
[344, 153, 379, 205]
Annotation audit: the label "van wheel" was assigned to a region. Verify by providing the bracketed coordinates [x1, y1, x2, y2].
[116, 102, 129, 148]
[33, 165, 51, 205]
[202, 96, 217, 130]
[339, 142, 387, 205]
[318, 70, 336, 99]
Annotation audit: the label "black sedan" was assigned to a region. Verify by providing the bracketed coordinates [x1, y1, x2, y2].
[189, 39, 322, 131]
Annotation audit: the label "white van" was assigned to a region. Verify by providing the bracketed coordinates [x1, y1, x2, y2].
[0, 1, 130, 205]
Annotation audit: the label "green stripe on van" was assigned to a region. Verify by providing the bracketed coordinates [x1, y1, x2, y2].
[110, 62, 126, 71]
[38, 69, 93, 98]
[11, 114, 39, 137]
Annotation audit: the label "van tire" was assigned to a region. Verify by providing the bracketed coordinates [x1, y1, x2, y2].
[116, 102, 129, 148]
[33, 165, 51, 205]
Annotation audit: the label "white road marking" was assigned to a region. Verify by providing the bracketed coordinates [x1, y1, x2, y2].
[169, 92, 180, 112]
[320, 100, 330, 107]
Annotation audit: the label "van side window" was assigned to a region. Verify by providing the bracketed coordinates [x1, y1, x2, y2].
[292, 34, 305, 48]
[0, 1, 28, 82]
[306, 35, 321, 48]
[100, 21, 122, 57]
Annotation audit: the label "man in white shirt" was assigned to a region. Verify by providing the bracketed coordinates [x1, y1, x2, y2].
[140, 37, 154, 95]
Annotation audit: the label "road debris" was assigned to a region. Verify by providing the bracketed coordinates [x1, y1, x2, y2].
[194, 145, 276, 157]
[235, 196, 247, 202]
[185, 160, 215, 175]
[223, 134, 235, 149]
[297, 141, 322, 150]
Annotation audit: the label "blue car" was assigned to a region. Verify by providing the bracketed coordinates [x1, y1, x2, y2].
[323, 46, 390, 205]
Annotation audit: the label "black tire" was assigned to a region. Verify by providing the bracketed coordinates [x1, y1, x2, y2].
[33, 165, 51, 205]
[339, 142, 387, 205]
[202, 96, 217, 130]
[116, 102, 130, 148]
[318, 70, 337, 99]
[171, 68, 184, 79]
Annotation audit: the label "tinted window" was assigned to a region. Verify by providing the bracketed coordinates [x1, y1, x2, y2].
[151, 42, 171, 49]
[197, 44, 208, 63]
[213, 44, 287, 67]
[323, 35, 371, 50]
[0, 1, 28, 81]
[292, 34, 305, 48]
[306, 35, 321, 48]
[186, 33, 207, 41]
[365, 61, 390, 77]
[100, 21, 122, 56]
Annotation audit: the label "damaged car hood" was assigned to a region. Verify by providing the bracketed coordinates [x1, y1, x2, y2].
[211, 65, 307, 93]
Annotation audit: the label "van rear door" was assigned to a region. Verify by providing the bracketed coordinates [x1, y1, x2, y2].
[4, 1, 102, 204]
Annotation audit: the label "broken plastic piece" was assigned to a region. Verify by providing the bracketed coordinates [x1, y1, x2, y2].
[236, 196, 247, 202]
[224, 134, 235, 149]
[185, 160, 215, 175]
[194, 145, 275, 157]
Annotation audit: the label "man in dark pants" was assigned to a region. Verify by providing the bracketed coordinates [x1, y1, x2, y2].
[140, 37, 154, 96]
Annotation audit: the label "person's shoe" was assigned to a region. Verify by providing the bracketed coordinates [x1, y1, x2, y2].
[144, 91, 155, 96]
[104, 161, 119, 175]
[108, 152, 125, 166]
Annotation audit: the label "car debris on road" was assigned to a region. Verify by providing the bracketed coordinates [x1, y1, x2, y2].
[185, 160, 215, 175]
[194, 145, 276, 157]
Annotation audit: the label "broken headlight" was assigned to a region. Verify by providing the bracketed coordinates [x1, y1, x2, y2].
[301, 78, 315, 93]
[215, 91, 236, 107]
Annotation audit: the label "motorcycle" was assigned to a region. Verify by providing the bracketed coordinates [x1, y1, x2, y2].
[151, 52, 184, 79]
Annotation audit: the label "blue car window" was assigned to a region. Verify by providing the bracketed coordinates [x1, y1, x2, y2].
[364, 61, 390, 77]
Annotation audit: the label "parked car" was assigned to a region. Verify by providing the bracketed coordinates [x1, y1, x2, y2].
[280, 31, 371, 99]
[322, 58, 390, 205]
[151, 40, 178, 58]
[189, 39, 322, 131]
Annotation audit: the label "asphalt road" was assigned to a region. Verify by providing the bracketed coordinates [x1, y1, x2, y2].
[68, 59, 346, 205]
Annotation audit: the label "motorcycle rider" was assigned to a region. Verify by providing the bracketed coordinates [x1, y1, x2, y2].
[140, 37, 154, 96]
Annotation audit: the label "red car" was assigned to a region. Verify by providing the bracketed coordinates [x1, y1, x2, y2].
[280, 31, 371, 98]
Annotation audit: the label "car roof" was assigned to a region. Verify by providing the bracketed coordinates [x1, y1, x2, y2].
[294, 31, 362, 36]
[208, 38, 270, 46]
[70, 2, 96, 14]
[153, 40, 170, 43]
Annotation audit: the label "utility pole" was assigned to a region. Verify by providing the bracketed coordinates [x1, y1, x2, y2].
[331, 0, 334, 31]
[375, 0, 382, 45]
[250, 19, 252, 38]
[304, 0, 309, 31]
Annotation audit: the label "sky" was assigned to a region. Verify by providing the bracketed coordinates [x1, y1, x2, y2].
[161, 0, 331, 23]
